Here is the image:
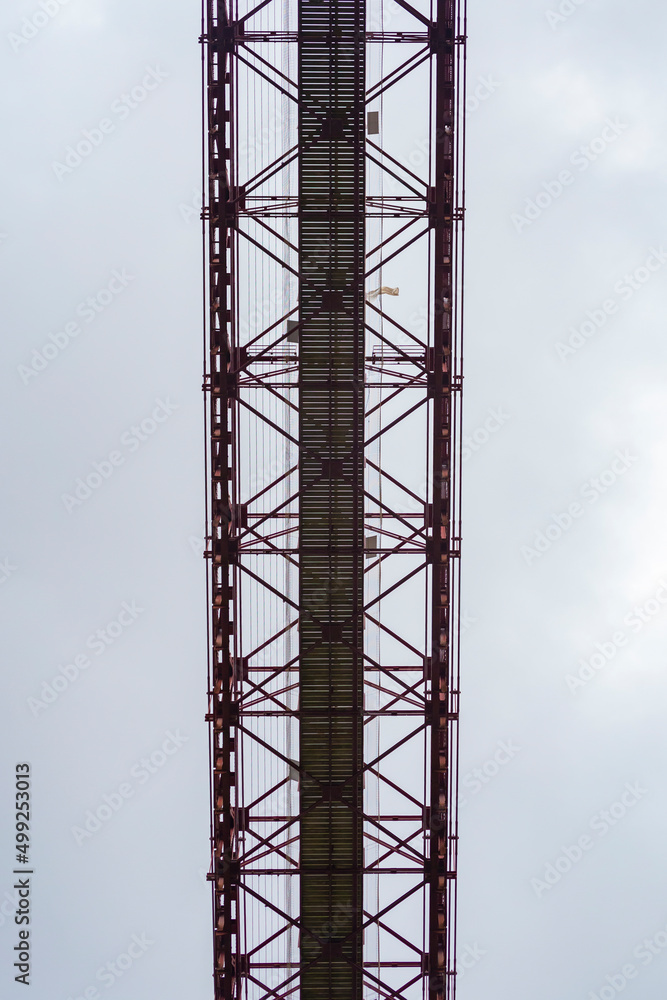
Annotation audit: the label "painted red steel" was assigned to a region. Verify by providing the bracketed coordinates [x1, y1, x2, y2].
[202, 2, 465, 998]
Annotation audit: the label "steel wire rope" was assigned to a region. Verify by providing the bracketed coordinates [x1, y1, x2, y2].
[265, 13, 281, 970]
[280, 0, 296, 978]
[265, 10, 279, 966]
[254, 83, 266, 962]
[262, 5, 270, 978]
[447, 4, 466, 993]
[374, 7, 385, 990]
[363, 8, 378, 988]
[365, 3, 382, 988]
[264, 57, 274, 980]
[269, 32, 279, 970]
[275, 3, 285, 969]
[236, 20, 252, 995]
[201, 0, 217, 965]
[250, 59, 264, 951]
[363, 7, 387, 987]
[420, 0, 435, 983]
[280, 9, 293, 974]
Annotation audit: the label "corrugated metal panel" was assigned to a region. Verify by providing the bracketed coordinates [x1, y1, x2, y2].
[299, 1, 365, 997]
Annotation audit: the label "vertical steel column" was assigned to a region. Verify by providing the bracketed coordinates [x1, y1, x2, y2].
[204, 3, 239, 999]
[201, 6, 465, 999]
[298, 2, 365, 998]
[429, 2, 458, 998]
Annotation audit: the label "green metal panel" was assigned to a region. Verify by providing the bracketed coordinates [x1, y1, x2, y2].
[298, 2, 365, 997]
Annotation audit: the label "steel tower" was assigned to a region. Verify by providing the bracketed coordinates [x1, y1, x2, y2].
[202, 2, 465, 998]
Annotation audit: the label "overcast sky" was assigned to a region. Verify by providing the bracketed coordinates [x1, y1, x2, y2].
[2, 1, 667, 999]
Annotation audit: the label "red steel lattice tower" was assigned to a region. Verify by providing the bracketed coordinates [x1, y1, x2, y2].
[202, 1, 466, 998]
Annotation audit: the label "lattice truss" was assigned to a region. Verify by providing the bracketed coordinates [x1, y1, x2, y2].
[202, 1, 466, 998]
